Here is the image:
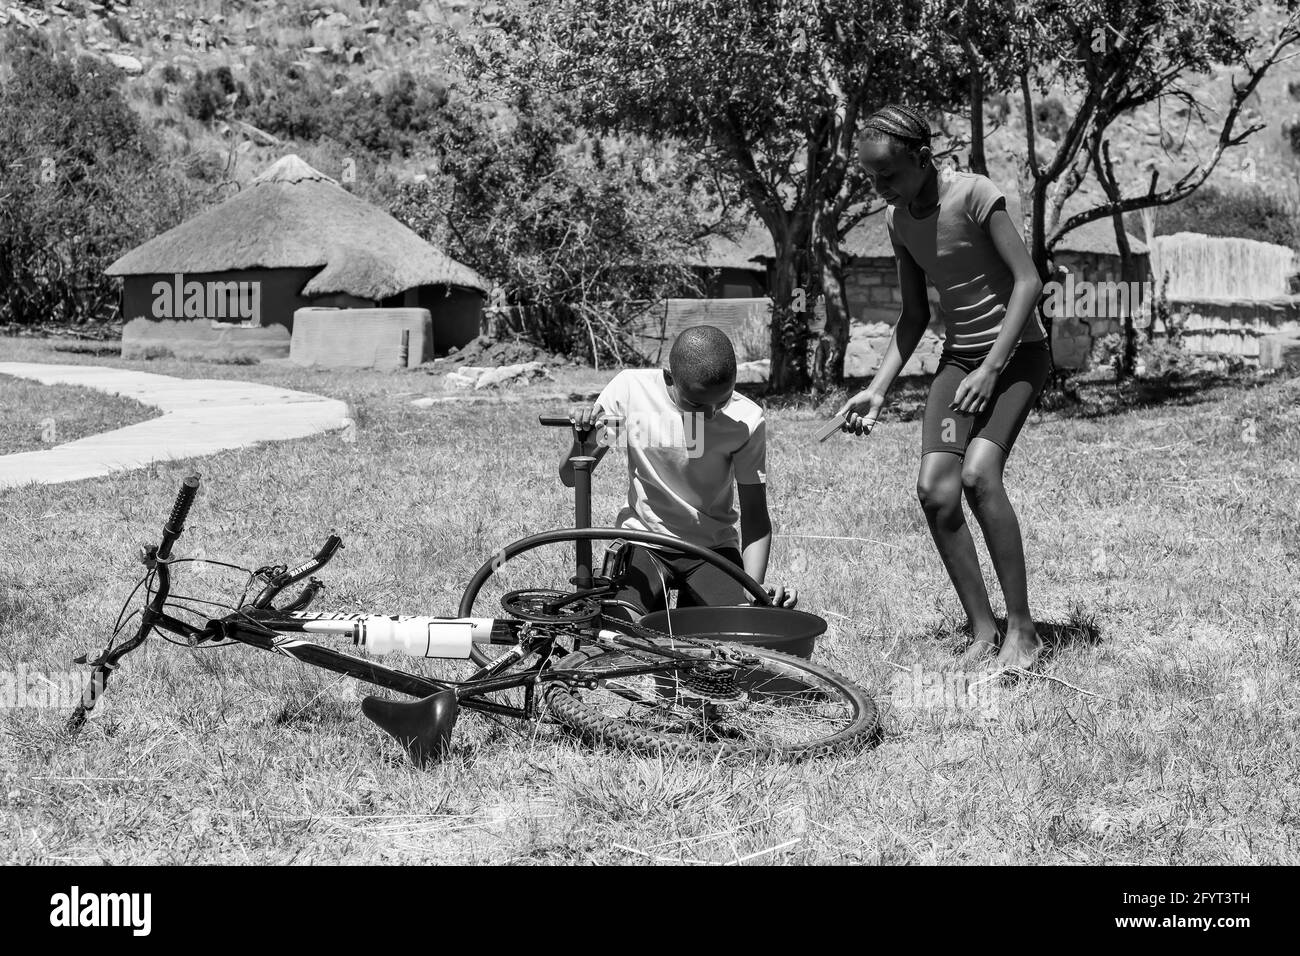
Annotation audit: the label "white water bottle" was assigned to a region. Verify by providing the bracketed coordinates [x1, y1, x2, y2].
[359, 616, 473, 659]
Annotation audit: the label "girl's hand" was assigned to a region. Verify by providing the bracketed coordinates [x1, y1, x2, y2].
[836, 389, 885, 436]
[951, 367, 998, 416]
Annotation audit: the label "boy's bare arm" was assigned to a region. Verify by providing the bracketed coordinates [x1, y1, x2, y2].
[737, 482, 797, 608]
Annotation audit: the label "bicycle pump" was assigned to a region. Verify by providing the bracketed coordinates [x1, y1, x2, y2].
[569, 427, 597, 591]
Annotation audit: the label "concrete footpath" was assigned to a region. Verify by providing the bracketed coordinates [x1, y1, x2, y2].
[0, 363, 351, 490]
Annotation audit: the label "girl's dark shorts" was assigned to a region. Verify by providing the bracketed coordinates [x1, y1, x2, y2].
[921, 339, 1051, 458]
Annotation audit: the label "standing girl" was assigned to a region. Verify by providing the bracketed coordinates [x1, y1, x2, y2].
[839, 105, 1050, 669]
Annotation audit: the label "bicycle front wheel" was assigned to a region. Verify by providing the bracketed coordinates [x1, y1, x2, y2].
[544, 642, 878, 760]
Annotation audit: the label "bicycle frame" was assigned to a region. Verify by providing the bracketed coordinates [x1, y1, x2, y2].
[67, 412, 795, 765]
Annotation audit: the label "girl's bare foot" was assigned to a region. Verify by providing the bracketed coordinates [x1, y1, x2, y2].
[957, 624, 1001, 667]
[996, 626, 1043, 670]
[957, 638, 999, 667]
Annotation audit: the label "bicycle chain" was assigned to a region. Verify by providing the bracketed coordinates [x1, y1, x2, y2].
[595, 616, 761, 666]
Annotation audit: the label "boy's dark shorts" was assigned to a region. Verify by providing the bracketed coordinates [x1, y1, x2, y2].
[608, 544, 746, 618]
[921, 339, 1051, 458]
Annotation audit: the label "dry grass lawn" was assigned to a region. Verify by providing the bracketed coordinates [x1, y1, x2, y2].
[1, 336, 1297, 863]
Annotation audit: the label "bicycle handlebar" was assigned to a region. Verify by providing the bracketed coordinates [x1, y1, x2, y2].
[251, 534, 343, 609]
[69, 473, 201, 734]
[159, 474, 200, 561]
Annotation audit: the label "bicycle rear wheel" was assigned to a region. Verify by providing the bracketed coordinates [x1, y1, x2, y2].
[544, 641, 878, 760]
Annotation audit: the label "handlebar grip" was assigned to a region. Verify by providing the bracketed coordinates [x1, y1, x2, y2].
[539, 416, 574, 427]
[315, 534, 342, 564]
[166, 475, 201, 535]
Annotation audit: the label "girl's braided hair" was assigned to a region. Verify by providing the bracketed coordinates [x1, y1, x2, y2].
[862, 105, 933, 154]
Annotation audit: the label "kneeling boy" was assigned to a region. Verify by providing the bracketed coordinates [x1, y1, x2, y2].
[560, 325, 796, 615]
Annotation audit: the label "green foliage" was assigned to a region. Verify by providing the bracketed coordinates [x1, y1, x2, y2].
[462, 0, 970, 388]
[381, 92, 712, 363]
[180, 66, 251, 123]
[1287, 119, 1300, 156]
[1034, 96, 1070, 141]
[238, 58, 449, 157]
[0, 41, 193, 326]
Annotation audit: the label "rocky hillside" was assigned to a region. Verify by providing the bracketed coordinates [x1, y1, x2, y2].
[3, 0, 1298, 221]
[0, 0, 490, 186]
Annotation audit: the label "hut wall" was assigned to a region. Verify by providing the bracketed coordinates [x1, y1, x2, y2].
[121, 268, 318, 331]
[411, 286, 483, 355]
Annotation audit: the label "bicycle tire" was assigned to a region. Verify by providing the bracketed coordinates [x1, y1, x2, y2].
[544, 641, 878, 760]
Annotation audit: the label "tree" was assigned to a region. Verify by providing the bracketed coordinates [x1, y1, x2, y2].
[969, 0, 1300, 376]
[383, 90, 719, 364]
[463, 0, 968, 392]
[0, 41, 192, 326]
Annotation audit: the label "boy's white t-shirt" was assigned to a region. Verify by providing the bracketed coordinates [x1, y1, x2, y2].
[595, 369, 766, 551]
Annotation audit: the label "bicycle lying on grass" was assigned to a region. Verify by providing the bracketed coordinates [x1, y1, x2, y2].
[67, 417, 879, 765]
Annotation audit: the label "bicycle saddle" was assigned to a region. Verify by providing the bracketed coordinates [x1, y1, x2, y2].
[361, 689, 459, 767]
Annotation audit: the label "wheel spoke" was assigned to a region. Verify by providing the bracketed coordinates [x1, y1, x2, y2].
[555, 647, 869, 752]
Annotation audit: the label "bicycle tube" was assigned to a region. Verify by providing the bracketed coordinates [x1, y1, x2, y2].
[459, 528, 773, 668]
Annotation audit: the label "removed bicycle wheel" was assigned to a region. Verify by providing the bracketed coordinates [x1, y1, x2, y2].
[544, 642, 878, 760]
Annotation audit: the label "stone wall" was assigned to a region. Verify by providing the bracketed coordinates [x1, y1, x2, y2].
[121, 317, 290, 361]
[1170, 297, 1300, 361]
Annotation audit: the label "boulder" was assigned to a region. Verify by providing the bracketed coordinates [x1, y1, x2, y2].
[474, 361, 548, 389]
[104, 52, 143, 74]
[1259, 333, 1300, 370]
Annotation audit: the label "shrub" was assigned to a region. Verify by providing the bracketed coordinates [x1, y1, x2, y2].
[180, 66, 250, 123]
[0, 43, 193, 326]
[381, 95, 711, 364]
[1034, 96, 1070, 141]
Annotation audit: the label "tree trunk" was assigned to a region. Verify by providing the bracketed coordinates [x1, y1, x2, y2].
[1111, 208, 1139, 379]
[809, 207, 849, 393]
[767, 240, 814, 393]
[967, 63, 988, 177]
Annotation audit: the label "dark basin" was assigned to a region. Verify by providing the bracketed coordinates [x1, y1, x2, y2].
[638, 605, 826, 660]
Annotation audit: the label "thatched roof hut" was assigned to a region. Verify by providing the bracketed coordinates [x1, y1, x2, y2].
[108, 155, 486, 356]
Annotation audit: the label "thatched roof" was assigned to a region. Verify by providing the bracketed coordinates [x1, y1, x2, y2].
[106, 155, 487, 297]
[698, 185, 1146, 266]
[686, 223, 774, 271]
